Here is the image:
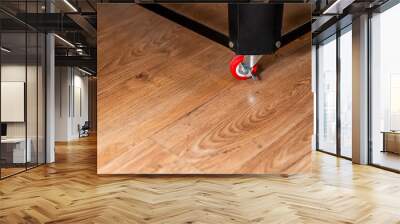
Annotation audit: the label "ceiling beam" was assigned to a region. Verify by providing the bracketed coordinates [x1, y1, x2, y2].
[55, 55, 96, 71]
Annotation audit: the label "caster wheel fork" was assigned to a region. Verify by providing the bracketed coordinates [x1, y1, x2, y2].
[229, 55, 260, 80]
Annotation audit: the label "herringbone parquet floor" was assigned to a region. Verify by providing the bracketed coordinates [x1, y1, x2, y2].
[1, 135, 400, 224]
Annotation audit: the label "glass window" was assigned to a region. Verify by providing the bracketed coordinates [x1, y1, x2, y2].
[339, 27, 352, 158]
[26, 0, 41, 169]
[27, 30, 38, 169]
[371, 3, 400, 171]
[1, 30, 28, 177]
[0, 2, 46, 179]
[317, 35, 337, 154]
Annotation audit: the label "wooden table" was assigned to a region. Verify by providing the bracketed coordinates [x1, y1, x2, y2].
[382, 131, 400, 154]
[1, 138, 32, 165]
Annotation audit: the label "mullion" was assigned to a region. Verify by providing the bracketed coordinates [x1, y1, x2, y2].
[44, 0, 47, 165]
[315, 44, 320, 151]
[367, 12, 373, 165]
[0, 25, 2, 179]
[336, 29, 341, 157]
[25, 0, 28, 171]
[36, 0, 39, 168]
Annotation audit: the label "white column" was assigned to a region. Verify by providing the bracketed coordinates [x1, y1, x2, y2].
[46, 32, 55, 163]
[352, 14, 369, 164]
[45, 0, 56, 163]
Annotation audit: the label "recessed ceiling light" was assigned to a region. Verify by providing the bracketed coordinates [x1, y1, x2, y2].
[1, 47, 11, 53]
[77, 67, 93, 76]
[323, 0, 355, 15]
[54, 34, 75, 48]
[63, 0, 78, 12]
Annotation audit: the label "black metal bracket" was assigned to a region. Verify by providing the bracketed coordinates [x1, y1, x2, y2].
[140, 4, 230, 48]
[282, 21, 312, 46]
[228, 4, 283, 55]
[141, 4, 310, 56]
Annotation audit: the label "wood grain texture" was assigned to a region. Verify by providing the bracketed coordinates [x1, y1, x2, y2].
[97, 4, 313, 174]
[162, 3, 229, 35]
[1, 136, 400, 223]
[282, 4, 311, 34]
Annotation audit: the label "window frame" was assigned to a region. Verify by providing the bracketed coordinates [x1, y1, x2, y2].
[367, 0, 400, 173]
[315, 24, 353, 160]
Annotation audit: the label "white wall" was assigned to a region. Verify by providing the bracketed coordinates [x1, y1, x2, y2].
[1, 64, 26, 81]
[71, 73, 89, 138]
[55, 67, 70, 141]
[1, 64, 38, 138]
[1, 82, 25, 122]
[55, 67, 89, 141]
[1, 65, 26, 137]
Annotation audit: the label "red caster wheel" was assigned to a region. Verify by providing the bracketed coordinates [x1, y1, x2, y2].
[230, 55, 258, 80]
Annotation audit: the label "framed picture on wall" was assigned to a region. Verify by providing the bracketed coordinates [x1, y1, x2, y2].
[1, 81, 25, 122]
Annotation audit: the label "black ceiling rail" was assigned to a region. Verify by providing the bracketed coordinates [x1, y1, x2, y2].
[55, 55, 96, 67]
[141, 4, 311, 53]
[16, 13, 85, 32]
[110, 0, 311, 3]
[0, 7, 38, 32]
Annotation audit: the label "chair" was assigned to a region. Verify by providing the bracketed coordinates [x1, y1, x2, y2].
[79, 121, 90, 138]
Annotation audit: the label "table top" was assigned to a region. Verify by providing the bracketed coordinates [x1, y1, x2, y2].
[1, 138, 28, 143]
[381, 131, 400, 134]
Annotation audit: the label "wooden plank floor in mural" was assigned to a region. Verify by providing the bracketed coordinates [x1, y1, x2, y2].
[97, 4, 313, 174]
